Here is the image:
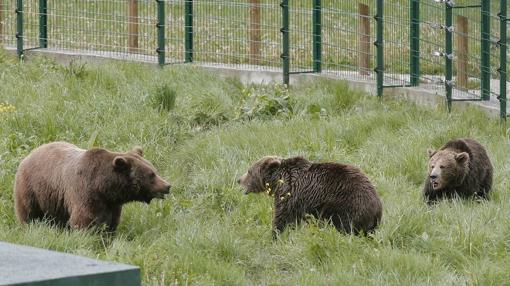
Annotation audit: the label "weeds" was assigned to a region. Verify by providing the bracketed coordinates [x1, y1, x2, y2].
[63, 60, 88, 79]
[150, 84, 177, 112]
[239, 84, 293, 120]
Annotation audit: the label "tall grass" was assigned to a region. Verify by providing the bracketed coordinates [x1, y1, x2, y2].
[1, 49, 510, 285]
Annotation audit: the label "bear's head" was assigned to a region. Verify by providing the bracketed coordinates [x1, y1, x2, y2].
[237, 156, 282, 194]
[427, 148, 469, 190]
[112, 147, 171, 203]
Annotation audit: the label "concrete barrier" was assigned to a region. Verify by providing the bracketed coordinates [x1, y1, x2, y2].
[0, 242, 140, 286]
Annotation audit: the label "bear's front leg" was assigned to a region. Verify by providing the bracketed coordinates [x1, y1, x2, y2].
[423, 181, 440, 205]
[69, 208, 96, 229]
[272, 204, 289, 240]
[69, 203, 114, 231]
[107, 205, 123, 233]
[272, 219, 286, 240]
[272, 200, 302, 240]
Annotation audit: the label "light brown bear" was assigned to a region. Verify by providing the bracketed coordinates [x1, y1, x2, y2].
[238, 156, 382, 239]
[423, 138, 493, 204]
[14, 142, 171, 232]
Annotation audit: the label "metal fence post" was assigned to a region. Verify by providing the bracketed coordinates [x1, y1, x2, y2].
[156, 0, 165, 66]
[16, 0, 23, 59]
[39, 0, 47, 48]
[312, 0, 321, 73]
[281, 0, 290, 86]
[499, 0, 507, 120]
[445, 1, 453, 112]
[375, 0, 383, 97]
[410, 0, 419, 86]
[185, 0, 193, 63]
[480, 0, 490, 100]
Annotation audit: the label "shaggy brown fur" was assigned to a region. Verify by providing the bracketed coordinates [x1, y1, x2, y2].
[238, 156, 382, 238]
[14, 142, 171, 232]
[423, 138, 493, 204]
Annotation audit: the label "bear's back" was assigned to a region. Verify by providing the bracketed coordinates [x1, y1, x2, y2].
[17, 142, 86, 197]
[294, 162, 381, 213]
[441, 138, 491, 168]
[305, 162, 382, 233]
[441, 138, 482, 155]
[307, 162, 375, 194]
[20, 142, 84, 175]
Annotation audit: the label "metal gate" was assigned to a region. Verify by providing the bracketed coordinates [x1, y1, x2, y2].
[280, 0, 321, 85]
[374, 0, 507, 118]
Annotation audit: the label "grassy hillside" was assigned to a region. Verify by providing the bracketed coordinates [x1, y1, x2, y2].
[1, 49, 510, 285]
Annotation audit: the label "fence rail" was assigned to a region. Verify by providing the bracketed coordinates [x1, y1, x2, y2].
[0, 0, 508, 120]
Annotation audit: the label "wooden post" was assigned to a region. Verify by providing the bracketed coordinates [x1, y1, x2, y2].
[456, 15, 468, 89]
[358, 4, 370, 75]
[128, 0, 139, 53]
[249, 0, 261, 65]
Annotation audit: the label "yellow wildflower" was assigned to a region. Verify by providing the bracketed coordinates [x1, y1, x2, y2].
[0, 103, 16, 114]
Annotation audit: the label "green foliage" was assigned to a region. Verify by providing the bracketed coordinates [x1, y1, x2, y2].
[1, 53, 510, 285]
[239, 84, 293, 120]
[150, 84, 177, 112]
[63, 60, 88, 79]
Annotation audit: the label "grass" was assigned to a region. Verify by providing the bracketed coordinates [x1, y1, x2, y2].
[1, 49, 510, 285]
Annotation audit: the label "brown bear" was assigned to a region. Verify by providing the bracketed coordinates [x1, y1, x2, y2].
[423, 138, 493, 204]
[238, 156, 382, 238]
[14, 142, 171, 232]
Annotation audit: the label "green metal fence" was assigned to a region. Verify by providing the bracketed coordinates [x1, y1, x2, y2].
[0, 1, 508, 120]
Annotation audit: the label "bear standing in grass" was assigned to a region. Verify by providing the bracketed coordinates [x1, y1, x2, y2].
[423, 138, 493, 204]
[238, 156, 382, 238]
[14, 142, 171, 232]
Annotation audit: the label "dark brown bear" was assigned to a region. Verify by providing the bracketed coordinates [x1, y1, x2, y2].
[238, 156, 382, 238]
[423, 138, 493, 204]
[14, 142, 171, 232]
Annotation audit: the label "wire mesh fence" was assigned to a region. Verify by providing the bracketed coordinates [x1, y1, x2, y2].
[321, 1, 375, 81]
[450, 1, 482, 100]
[416, 1, 444, 88]
[1, 0, 16, 47]
[191, 0, 280, 69]
[0, 0, 508, 119]
[0, 0, 160, 62]
[382, 0, 411, 86]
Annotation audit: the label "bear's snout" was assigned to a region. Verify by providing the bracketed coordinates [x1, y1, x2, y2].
[237, 173, 247, 186]
[153, 177, 171, 199]
[429, 173, 440, 189]
[237, 173, 251, 194]
[162, 183, 171, 194]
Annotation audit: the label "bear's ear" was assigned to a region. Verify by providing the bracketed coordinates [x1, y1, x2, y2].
[427, 149, 436, 158]
[113, 156, 131, 172]
[131, 146, 144, 157]
[263, 156, 282, 170]
[455, 152, 469, 164]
